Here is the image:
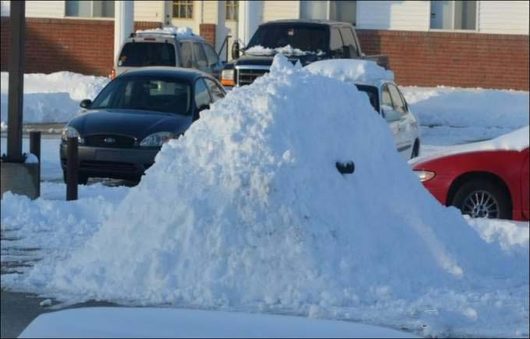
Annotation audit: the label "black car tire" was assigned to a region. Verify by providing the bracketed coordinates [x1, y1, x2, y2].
[451, 178, 511, 219]
[62, 170, 89, 185]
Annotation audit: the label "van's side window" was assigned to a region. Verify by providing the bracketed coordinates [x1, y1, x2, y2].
[179, 42, 193, 68]
[192, 43, 209, 71]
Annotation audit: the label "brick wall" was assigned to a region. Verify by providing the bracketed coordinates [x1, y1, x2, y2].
[1, 18, 161, 76]
[1, 18, 528, 90]
[199, 23, 216, 47]
[357, 29, 529, 91]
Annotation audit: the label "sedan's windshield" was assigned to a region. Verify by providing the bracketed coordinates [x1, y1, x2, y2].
[246, 25, 328, 52]
[91, 76, 191, 115]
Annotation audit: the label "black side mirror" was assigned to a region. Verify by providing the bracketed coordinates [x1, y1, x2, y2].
[336, 161, 355, 175]
[231, 41, 240, 59]
[80, 99, 92, 109]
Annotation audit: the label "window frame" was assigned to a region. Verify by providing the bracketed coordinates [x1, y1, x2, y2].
[65, 0, 115, 18]
[172, 0, 194, 19]
[226, 0, 239, 21]
[429, 0, 478, 32]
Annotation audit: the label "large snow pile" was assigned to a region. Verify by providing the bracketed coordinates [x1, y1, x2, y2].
[0, 71, 109, 125]
[3, 55, 528, 337]
[306, 59, 394, 83]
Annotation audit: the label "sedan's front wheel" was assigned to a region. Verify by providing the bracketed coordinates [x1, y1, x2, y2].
[451, 179, 511, 219]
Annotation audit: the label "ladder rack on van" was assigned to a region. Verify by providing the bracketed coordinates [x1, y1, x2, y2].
[130, 32, 178, 39]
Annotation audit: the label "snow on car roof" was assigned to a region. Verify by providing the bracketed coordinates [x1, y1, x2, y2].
[305, 59, 394, 84]
[135, 26, 201, 40]
[410, 125, 530, 165]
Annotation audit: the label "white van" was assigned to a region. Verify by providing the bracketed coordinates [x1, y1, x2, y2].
[113, 27, 224, 79]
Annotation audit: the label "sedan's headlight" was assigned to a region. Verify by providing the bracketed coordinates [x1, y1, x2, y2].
[221, 69, 235, 87]
[61, 126, 84, 144]
[414, 170, 435, 182]
[140, 132, 175, 147]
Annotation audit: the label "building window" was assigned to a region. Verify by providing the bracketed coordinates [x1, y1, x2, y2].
[430, 0, 476, 30]
[65, 0, 115, 18]
[330, 1, 356, 26]
[300, 1, 356, 26]
[226, 0, 238, 21]
[173, 0, 193, 19]
[300, 1, 328, 20]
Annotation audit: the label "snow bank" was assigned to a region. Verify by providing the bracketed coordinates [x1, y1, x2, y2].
[306, 59, 394, 83]
[20, 307, 416, 338]
[402, 86, 529, 145]
[136, 26, 197, 38]
[3, 55, 528, 337]
[0, 72, 109, 124]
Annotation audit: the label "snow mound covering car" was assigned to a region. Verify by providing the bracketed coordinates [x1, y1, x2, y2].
[305, 59, 394, 83]
[12, 55, 528, 337]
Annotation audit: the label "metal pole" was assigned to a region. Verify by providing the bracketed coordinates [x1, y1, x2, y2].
[6, 0, 25, 162]
[66, 137, 78, 201]
[29, 131, 41, 197]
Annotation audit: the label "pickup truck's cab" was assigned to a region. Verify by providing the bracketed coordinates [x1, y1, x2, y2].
[221, 19, 387, 87]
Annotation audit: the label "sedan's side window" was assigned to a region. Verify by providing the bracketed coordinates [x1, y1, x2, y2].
[381, 85, 393, 109]
[204, 78, 225, 102]
[381, 85, 401, 122]
[194, 78, 211, 109]
[388, 84, 407, 115]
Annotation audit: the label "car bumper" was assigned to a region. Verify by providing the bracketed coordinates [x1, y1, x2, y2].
[60, 143, 159, 180]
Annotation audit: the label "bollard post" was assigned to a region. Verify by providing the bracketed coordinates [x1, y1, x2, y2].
[66, 137, 78, 201]
[29, 131, 41, 198]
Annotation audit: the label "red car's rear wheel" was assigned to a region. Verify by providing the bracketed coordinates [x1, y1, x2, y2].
[451, 179, 512, 219]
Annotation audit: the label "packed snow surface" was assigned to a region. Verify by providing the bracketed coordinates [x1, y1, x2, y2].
[20, 307, 416, 338]
[306, 59, 394, 83]
[2, 56, 529, 338]
[0, 72, 109, 125]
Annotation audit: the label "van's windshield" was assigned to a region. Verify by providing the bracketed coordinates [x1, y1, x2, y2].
[118, 42, 176, 67]
[246, 25, 328, 52]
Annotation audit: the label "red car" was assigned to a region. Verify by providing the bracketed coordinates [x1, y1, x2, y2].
[412, 144, 529, 221]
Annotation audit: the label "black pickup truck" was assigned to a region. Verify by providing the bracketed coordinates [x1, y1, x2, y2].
[220, 19, 388, 87]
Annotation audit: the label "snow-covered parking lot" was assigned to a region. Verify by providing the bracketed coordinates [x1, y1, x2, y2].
[1, 57, 529, 338]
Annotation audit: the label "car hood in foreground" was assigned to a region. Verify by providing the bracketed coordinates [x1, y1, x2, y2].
[68, 109, 193, 139]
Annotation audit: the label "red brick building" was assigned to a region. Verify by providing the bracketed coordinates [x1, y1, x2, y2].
[1, 0, 528, 90]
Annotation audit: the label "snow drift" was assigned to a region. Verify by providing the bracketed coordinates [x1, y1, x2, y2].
[6, 55, 528, 337]
[0, 71, 109, 125]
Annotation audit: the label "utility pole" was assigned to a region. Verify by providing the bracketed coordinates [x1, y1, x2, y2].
[6, 0, 25, 162]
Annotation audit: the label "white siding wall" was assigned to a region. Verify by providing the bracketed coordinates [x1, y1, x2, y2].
[262, 1, 300, 22]
[478, 1, 529, 34]
[134, 1, 164, 22]
[356, 1, 429, 31]
[25, 0, 65, 18]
